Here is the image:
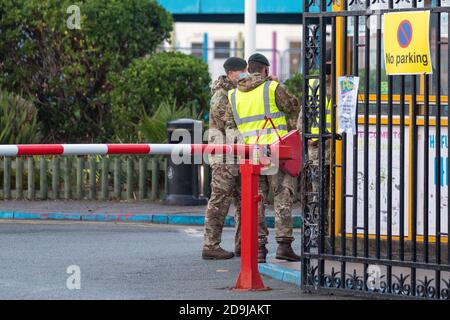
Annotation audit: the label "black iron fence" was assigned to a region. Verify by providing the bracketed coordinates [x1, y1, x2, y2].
[301, 0, 450, 299]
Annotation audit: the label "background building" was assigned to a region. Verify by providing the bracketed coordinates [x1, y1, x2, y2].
[157, 0, 449, 91]
[156, 0, 323, 81]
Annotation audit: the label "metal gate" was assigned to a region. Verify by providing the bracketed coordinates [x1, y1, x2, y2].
[301, 0, 450, 299]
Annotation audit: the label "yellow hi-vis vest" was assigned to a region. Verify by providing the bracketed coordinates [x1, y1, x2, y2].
[309, 79, 332, 138]
[228, 81, 288, 145]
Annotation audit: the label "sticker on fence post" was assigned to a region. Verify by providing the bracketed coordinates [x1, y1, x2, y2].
[337, 76, 360, 135]
[383, 10, 432, 75]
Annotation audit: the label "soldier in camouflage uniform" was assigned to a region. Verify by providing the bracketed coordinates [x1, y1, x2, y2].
[298, 49, 332, 233]
[226, 53, 301, 263]
[202, 57, 248, 260]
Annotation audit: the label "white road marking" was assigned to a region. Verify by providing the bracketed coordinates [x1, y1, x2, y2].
[183, 228, 204, 237]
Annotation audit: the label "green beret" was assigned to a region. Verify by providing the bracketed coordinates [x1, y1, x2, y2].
[223, 57, 247, 72]
[248, 53, 270, 66]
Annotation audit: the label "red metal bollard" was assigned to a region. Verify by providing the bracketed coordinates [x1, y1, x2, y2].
[233, 159, 269, 291]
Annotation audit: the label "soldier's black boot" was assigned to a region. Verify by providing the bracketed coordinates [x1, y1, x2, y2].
[258, 244, 268, 263]
[275, 242, 301, 261]
[202, 246, 235, 260]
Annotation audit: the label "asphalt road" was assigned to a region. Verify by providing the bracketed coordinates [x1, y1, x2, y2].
[0, 220, 340, 300]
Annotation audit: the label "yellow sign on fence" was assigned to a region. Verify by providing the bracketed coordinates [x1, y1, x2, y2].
[383, 11, 432, 75]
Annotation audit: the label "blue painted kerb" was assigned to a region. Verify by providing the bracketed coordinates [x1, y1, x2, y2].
[258, 263, 301, 286]
[0, 211, 302, 228]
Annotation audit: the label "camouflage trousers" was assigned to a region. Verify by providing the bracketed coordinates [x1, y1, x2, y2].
[255, 169, 295, 245]
[304, 139, 331, 233]
[203, 163, 241, 250]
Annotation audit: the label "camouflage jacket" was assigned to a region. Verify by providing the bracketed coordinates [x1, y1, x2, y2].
[208, 75, 239, 165]
[225, 73, 300, 132]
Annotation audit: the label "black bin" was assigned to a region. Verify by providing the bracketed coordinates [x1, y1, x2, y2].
[163, 119, 208, 205]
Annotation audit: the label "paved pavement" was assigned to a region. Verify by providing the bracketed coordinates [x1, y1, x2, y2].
[0, 200, 302, 216]
[0, 200, 207, 215]
[0, 220, 346, 300]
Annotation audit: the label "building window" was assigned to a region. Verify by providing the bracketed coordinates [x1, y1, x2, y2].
[214, 41, 230, 59]
[191, 42, 203, 59]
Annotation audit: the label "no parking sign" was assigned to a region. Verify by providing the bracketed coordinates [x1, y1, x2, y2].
[383, 11, 432, 75]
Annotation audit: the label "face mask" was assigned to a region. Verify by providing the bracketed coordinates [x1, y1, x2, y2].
[239, 72, 248, 79]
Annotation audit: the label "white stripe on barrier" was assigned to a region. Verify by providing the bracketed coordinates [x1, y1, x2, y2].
[147, 144, 174, 155]
[0, 145, 18, 156]
[150, 144, 191, 155]
[62, 144, 108, 155]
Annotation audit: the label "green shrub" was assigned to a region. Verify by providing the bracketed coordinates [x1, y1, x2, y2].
[0, 91, 41, 144]
[138, 99, 202, 143]
[0, 0, 173, 142]
[109, 52, 211, 142]
[283, 72, 304, 103]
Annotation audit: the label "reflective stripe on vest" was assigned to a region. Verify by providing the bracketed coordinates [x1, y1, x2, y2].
[229, 81, 288, 145]
[308, 79, 332, 136]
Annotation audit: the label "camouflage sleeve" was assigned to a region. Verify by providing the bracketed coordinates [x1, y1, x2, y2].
[275, 84, 300, 130]
[275, 83, 300, 115]
[208, 93, 230, 148]
[224, 101, 244, 144]
[209, 92, 244, 144]
[209, 94, 230, 133]
[224, 102, 236, 131]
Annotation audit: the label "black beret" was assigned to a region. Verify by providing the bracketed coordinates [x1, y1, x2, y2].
[248, 53, 270, 66]
[223, 57, 247, 72]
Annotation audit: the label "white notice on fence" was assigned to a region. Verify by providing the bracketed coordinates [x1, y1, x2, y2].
[337, 76, 360, 134]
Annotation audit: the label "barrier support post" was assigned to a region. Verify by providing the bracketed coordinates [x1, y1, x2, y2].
[234, 159, 268, 291]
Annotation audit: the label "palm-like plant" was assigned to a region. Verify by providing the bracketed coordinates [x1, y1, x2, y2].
[0, 91, 41, 144]
[138, 99, 202, 143]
